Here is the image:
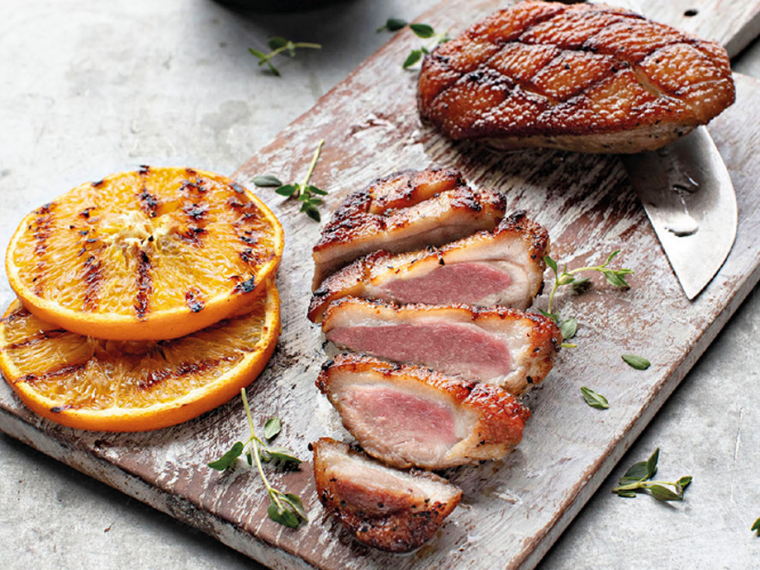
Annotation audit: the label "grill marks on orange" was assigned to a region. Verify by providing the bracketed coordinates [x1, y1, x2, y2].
[7, 328, 68, 351]
[185, 287, 205, 313]
[30, 203, 55, 295]
[0, 282, 281, 431]
[178, 171, 210, 246]
[137, 356, 235, 391]
[81, 242, 104, 312]
[138, 167, 160, 219]
[135, 249, 153, 319]
[22, 362, 88, 386]
[6, 167, 283, 340]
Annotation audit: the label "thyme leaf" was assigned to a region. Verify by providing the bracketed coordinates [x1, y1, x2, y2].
[612, 448, 691, 502]
[252, 140, 327, 222]
[264, 417, 281, 439]
[580, 387, 609, 410]
[248, 38, 321, 77]
[207, 389, 307, 528]
[622, 354, 651, 370]
[542, 250, 632, 349]
[379, 19, 449, 69]
[377, 18, 408, 33]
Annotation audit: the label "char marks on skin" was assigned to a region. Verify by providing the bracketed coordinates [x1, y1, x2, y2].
[323, 297, 561, 394]
[311, 168, 507, 289]
[312, 438, 463, 553]
[316, 354, 530, 469]
[308, 210, 549, 323]
[418, 0, 736, 153]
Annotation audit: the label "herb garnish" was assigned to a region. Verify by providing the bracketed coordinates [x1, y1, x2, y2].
[752, 517, 760, 536]
[208, 388, 307, 528]
[377, 18, 408, 33]
[252, 139, 327, 222]
[249, 37, 322, 77]
[378, 19, 449, 69]
[612, 448, 692, 502]
[580, 387, 609, 410]
[540, 251, 633, 348]
[403, 23, 450, 69]
[622, 354, 651, 370]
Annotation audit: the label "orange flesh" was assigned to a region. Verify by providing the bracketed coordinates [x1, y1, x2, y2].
[7, 167, 283, 340]
[0, 283, 280, 431]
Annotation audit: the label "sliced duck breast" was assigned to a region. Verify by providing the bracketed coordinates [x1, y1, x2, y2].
[418, 1, 735, 153]
[323, 298, 560, 395]
[316, 354, 530, 469]
[309, 210, 548, 323]
[311, 169, 506, 289]
[312, 438, 462, 553]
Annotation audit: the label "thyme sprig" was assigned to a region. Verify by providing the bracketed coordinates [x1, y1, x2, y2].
[378, 19, 449, 69]
[540, 251, 633, 348]
[403, 23, 450, 69]
[252, 139, 327, 222]
[208, 389, 307, 529]
[612, 448, 692, 502]
[249, 37, 322, 77]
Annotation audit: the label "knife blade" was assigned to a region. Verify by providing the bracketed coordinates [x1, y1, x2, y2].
[581, 0, 739, 300]
[622, 128, 737, 299]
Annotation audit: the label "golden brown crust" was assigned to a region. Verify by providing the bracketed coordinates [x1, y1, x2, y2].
[312, 438, 462, 552]
[321, 296, 561, 394]
[316, 354, 530, 468]
[311, 169, 506, 288]
[308, 210, 549, 324]
[418, 1, 735, 152]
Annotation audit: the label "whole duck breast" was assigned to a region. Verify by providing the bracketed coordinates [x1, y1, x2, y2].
[418, 0, 735, 153]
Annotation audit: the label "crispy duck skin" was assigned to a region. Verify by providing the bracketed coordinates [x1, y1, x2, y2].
[312, 438, 462, 553]
[308, 210, 548, 323]
[316, 354, 530, 469]
[418, 1, 735, 153]
[311, 169, 507, 289]
[323, 297, 560, 395]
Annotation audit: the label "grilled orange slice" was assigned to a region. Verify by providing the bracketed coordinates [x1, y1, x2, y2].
[6, 166, 284, 340]
[0, 281, 280, 432]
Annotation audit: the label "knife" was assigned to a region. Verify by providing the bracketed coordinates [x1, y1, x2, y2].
[585, 0, 739, 300]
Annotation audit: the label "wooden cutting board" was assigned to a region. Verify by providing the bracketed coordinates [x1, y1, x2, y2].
[2, 1, 760, 570]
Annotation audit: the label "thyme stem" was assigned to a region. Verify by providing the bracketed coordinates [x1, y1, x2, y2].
[302, 139, 325, 188]
[240, 388, 284, 510]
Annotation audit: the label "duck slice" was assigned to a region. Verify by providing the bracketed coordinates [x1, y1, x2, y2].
[308, 211, 548, 323]
[312, 437, 462, 553]
[323, 297, 560, 395]
[418, 0, 735, 153]
[316, 354, 530, 469]
[311, 169, 506, 289]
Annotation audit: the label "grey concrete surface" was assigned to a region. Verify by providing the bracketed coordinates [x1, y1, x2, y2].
[0, 0, 758, 568]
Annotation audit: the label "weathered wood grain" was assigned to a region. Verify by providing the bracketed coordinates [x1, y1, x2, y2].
[2, 1, 760, 570]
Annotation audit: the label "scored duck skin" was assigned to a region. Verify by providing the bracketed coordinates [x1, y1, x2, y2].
[418, 1, 735, 153]
[323, 297, 560, 395]
[312, 437, 463, 553]
[308, 210, 549, 323]
[316, 354, 530, 469]
[311, 168, 506, 289]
